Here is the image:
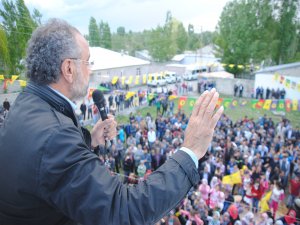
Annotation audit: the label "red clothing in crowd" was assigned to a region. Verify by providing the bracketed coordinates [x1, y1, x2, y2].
[251, 185, 263, 200]
[290, 179, 300, 196]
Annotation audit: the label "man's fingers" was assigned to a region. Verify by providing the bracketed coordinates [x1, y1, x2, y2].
[198, 88, 216, 118]
[191, 90, 208, 117]
[203, 91, 219, 121]
[211, 105, 224, 129]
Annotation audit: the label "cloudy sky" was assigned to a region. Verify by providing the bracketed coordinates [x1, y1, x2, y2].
[24, 0, 230, 34]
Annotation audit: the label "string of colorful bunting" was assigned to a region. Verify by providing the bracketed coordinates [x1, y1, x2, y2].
[178, 96, 300, 112]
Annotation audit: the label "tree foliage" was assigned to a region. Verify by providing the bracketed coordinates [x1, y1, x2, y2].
[0, 0, 41, 75]
[99, 21, 112, 49]
[215, 0, 300, 75]
[88, 17, 101, 47]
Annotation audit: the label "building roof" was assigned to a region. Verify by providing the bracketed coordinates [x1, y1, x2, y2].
[256, 62, 300, 74]
[90, 47, 150, 71]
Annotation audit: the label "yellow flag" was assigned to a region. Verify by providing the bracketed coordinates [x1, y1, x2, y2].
[263, 99, 272, 110]
[222, 171, 242, 185]
[168, 95, 177, 101]
[237, 65, 244, 69]
[10, 75, 19, 84]
[19, 80, 27, 87]
[148, 74, 152, 82]
[260, 191, 272, 213]
[121, 76, 126, 85]
[143, 74, 147, 84]
[125, 91, 135, 100]
[0, 75, 4, 80]
[111, 76, 118, 85]
[228, 64, 235, 68]
[135, 75, 140, 85]
[292, 99, 298, 111]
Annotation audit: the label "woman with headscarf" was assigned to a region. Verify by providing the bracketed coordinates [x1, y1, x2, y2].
[209, 184, 225, 210]
[199, 178, 211, 205]
[227, 204, 240, 225]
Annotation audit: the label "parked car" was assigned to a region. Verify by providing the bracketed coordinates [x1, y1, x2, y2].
[147, 74, 167, 87]
[164, 71, 181, 83]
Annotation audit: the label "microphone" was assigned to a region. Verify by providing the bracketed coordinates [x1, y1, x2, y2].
[92, 90, 108, 121]
[92, 90, 112, 149]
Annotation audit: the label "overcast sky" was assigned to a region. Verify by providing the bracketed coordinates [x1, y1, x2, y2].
[24, 0, 230, 34]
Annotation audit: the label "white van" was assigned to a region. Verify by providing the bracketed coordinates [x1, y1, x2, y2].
[183, 65, 207, 81]
[147, 74, 167, 87]
[164, 71, 181, 83]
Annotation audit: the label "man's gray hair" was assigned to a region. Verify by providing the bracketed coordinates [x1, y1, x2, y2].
[26, 18, 82, 85]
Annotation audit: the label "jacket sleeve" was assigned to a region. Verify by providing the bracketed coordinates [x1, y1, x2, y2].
[38, 125, 200, 225]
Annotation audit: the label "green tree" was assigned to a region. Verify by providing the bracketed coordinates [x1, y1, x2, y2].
[187, 24, 200, 50]
[88, 17, 101, 46]
[276, 0, 299, 64]
[215, 0, 300, 75]
[99, 21, 112, 49]
[0, 0, 39, 75]
[173, 21, 188, 54]
[0, 26, 9, 73]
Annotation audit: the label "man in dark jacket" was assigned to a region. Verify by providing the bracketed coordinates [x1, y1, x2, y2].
[0, 18, 223, 225]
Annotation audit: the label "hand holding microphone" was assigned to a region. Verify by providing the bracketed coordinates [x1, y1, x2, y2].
[91, 90, 117, 148]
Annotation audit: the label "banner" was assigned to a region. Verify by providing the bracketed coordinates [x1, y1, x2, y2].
[222, 171, 242, 185]
[292, 99, 298, 111]
[0, 75, 4, 80]
[273, 73, 279, 81]
[187, 98, 196, 110]
[251, 100, 258, 110]
[255, 99, 265, 109]
[223, 99, 232, 109]
[270, 100, 278, 111]
[216, 98, 223, 108]
[263, 99, 272, 110]
[285, 99, 291, 112]
[230, 99, 238, 109]
[285, 79, 291, 89]
[178, 96, 187, 109]
[148, 74, 152, 82]
[277, 100, 285, 111]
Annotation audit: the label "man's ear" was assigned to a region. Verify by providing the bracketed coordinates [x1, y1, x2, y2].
[61, 59, 75, 84]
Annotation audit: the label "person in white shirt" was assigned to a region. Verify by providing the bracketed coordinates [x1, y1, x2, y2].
[147, 127, 156, 149]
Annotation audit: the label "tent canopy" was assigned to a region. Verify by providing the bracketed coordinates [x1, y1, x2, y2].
[200, 71, 234, 79]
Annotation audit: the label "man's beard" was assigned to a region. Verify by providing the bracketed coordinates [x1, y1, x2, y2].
[70, 70, 89, 100]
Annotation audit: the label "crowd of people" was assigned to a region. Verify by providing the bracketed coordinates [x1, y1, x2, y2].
[91, 93, 300, 225]
[255, 87, 286, 100]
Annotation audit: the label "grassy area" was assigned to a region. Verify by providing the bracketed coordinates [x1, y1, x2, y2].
[116, 97, 300, 126]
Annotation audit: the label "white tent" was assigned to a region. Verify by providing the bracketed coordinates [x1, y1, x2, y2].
[200, 71, 234, 79]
